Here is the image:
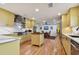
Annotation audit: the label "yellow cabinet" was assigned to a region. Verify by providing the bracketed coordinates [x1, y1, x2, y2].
[62, 6, 79, 29]
[0, 40, 20, 55]
[0, 8, 14, 27]
[62, 14, 68, 28]
[31, 33, 44, 46]
[25, 20, 31, 28]
[69, 6, 79, 26]
[62, 12, 70, 29]
[67, 12, 70, 27]
[25, 19, 35, 29]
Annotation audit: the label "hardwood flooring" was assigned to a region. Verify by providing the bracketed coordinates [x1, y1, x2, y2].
[20, 36, 65, 55]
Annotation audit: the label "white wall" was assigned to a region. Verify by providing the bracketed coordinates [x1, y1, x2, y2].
[35, 17, 59, 36]
[41, 24, 57, 36]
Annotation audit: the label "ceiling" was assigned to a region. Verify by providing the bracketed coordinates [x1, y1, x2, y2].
[0, 3, 78, 20]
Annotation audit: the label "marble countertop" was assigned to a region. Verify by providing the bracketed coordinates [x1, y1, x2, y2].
[0, 35, 21, 44]
[62, 33, 79, 44]
[0, 26, 27, 44]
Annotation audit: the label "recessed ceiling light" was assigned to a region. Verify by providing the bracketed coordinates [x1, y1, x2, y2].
[58, 13, 61, 16]
[35, 8, 39, 12]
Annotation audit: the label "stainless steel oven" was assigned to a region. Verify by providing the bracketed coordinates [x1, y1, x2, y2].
[71, 40, 79, 55]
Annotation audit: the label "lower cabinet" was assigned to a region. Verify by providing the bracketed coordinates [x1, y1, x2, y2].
[0, 40, 20, 55]
[62, 35, 71, 55]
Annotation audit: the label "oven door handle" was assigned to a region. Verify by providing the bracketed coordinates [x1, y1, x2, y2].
[71, 43, 79, 50]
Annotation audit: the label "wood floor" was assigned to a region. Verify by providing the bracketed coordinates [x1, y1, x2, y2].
[20, 36, 65, 55]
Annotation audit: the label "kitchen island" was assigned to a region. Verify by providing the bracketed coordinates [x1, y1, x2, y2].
[31, 33, 44, 46]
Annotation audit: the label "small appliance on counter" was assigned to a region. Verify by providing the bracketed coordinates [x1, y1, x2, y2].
[72, 26, 79, 35]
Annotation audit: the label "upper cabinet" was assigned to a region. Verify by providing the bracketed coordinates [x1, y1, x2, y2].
[67, 12, 70, 27]
[62, 13, 70, 29]
[0, 8, 15, 27]
[62, 6, 79, 29]
[25, 18, 36, 29]
[69, 6, 79, 27]
[62, 14, 68, 28]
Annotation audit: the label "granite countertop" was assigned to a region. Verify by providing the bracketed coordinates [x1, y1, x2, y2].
[62, 33, 79, 44]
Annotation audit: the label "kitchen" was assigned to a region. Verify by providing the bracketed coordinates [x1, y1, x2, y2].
[0, 3, 79, 55]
